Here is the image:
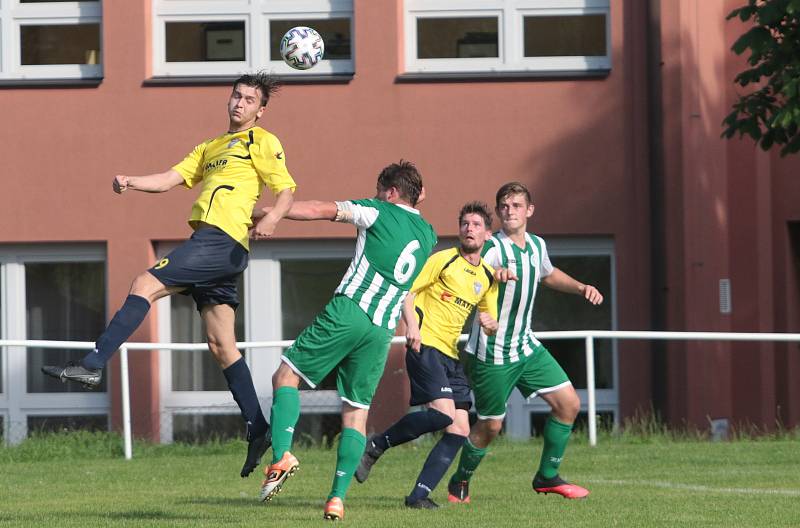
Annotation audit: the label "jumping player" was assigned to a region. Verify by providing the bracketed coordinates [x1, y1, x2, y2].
[42, 72, 295, 479]
[354, 201, 500, 509]
[447, 182, 603, 502]
[255, 160, 437, 521]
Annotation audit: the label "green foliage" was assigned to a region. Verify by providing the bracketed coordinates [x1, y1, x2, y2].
[724, 0, 800, 155]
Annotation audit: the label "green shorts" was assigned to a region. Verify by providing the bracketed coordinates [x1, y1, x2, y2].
[282, 295, 393, 409]
[466, 345, 571, 419]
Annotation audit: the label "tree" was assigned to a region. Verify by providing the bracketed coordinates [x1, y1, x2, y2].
[723, 0, 800, 155]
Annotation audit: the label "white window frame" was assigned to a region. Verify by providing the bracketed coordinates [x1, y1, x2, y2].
[404, 0, 610, 74]
[0, 0, 102, 81]
[0, 244, 109, 445]
[157, 239, 349, 443]
[504, 237, 618, 437]
[151, 0, 354, 78]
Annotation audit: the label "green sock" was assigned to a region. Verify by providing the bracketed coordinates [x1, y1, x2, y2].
[537, 416, 573, 479]
[270, 386, 300, 463]
[328, 428, 366, 500]
[449, 438, 487, 483]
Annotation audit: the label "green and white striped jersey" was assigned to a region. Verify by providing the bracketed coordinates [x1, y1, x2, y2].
[334, 198, 437, 330]
[465, 230, 553, 364]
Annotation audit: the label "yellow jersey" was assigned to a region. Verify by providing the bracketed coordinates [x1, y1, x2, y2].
[172, 126, 296, 250]
[409, 247, 498, 359]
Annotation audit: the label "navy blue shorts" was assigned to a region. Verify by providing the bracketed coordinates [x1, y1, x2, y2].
[148, 226, 248, 311]
[405, 344, 472, 410]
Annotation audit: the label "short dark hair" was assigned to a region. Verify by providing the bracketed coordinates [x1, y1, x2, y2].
[459, 201, 493, 229]
[233, 71, 280, 107]
[495, 181, 532, 208]
[377, 160, 424, 206]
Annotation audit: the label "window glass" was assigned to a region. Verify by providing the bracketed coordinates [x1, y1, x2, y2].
[20, 23, 101, 65]
[417, 17, 498, 59]
[523, 15, 606, 57]
[26, 262, 106, 393]
[170, 275, 244, 391]
[281, 259, 350, 390]
[165, 21, 245, 62]
[269, 18, 351, 61]
[533, 255, 613, 389]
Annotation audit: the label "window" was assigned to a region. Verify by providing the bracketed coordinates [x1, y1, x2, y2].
[0, 245, 109, 444]
[152, 0, 353, 78]
[26, 261, 106, 393]
[0, 0, 103, 81]
[405, 0, 610, 75]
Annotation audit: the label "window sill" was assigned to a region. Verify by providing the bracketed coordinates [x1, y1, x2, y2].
[0, 77, 102, 88]
[395, 69, 610, 83]
[144, 73, 354, 86]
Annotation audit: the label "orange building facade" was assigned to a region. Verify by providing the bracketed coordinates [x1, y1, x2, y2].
[0, 0, 798, 443]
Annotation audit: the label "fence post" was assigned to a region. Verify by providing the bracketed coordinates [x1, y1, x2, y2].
[120, 346, 132, 460]
[585, 335, 597, 447]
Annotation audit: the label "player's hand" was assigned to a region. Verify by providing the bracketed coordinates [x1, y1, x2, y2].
[251, 215, 278, 240]
[252, 207, 270, 223]
[494, 267, 518, 283]
[579, 284, 604, 305]
[478, 312, 498, 336]
[405, 327, 422, 352]
[113, 175, 129, 194]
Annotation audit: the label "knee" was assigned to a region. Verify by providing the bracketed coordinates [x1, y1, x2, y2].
[428, 408, 454, 431]
[484, 419, 503, 438]
[553, 392, 581, 423]
[129, 272, 157, 300]
[447, 421, 470, 437]
[272, 364, 298, 389]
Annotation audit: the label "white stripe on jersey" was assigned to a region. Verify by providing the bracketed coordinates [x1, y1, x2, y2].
[337, 228, 368, 294]
[344, 256, 370, 297]
[359, 271, 384, 313]
[507, 253, 530, 364]
[373, 283, 399, 327]
[387, 290, 408, 330]
[493, 237, 518, 365]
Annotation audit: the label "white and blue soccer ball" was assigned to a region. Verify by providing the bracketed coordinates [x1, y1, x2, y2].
[279, 26, 325, 70]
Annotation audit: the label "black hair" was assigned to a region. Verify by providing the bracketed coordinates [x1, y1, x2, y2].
[232, 71, 280, 107]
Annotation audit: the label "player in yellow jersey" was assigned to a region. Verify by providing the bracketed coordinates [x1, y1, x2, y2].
[354, 202, 501, 509]
[43, 72, 295, 478]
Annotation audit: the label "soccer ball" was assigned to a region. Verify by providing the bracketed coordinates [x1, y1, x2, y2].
[279, 26, 325, 70]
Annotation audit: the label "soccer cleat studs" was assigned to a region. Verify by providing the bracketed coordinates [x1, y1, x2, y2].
[260, 451, 300, 502]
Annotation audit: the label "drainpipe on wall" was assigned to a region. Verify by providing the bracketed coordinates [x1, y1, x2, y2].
[646, 0, 669, 420]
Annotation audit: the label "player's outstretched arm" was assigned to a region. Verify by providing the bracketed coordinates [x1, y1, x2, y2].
[251, 189, 294, 240]
[541, 268, 604, 305]
[255, 200, 338, 223]
[478, 311, 499, 336]
[113, 170, 184, 194]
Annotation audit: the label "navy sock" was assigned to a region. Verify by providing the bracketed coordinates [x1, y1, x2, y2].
[82, 294, 150, 370]
[223, 357, 269, 439]
[408, 433, 467, 502]
[374, 408, 453, 451]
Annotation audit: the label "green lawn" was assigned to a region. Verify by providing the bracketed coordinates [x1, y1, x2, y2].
[0, 432, 798, 527]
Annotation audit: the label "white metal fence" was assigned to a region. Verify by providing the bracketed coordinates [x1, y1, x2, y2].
[2, 330, 800, 459]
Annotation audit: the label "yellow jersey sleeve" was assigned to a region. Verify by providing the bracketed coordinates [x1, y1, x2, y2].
[409, 250, 452, 295]
[251, 131, 297, 196]
[172, 141, 208, 189]
[477, 264, 499, 321]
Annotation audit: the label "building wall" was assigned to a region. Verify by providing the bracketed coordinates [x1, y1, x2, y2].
[3, 0, 796, 438]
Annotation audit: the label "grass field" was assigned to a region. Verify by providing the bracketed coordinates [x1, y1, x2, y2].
[0, 431, 798, 527]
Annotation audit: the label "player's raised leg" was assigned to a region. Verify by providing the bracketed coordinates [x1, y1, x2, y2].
[42, 270, 178, 387]
[532, 384, 588, 499]
[260, 362, 301, 501]
[202, 303, 271, 477]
